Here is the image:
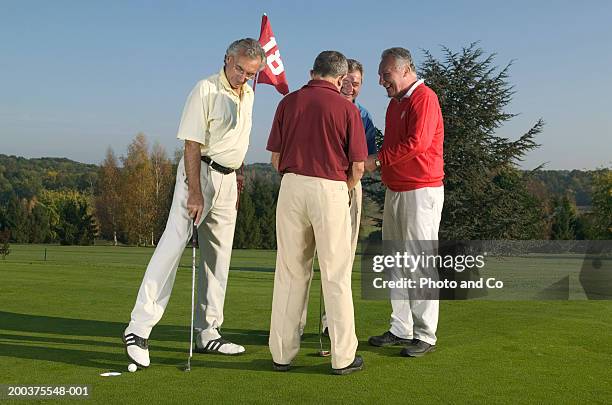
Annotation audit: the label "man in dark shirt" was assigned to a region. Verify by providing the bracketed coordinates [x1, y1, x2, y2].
[266, 50, 367, 375]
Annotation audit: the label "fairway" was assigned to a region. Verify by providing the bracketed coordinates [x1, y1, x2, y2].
[1, 245, 611, 404]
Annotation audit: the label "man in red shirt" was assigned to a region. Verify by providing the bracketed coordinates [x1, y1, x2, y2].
[267, 51, 367, 375]
[366, 47, 445, 358]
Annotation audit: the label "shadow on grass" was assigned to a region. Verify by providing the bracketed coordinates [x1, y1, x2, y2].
[0, 311, 269, 342]
[0, 311, 273, 370]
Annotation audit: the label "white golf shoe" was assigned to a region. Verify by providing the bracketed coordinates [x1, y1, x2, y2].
[122, 333, 150, 368]
[195, 337, 245, 355]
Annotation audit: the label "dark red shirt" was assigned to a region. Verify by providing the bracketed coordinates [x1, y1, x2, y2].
[378, 82, 444, 191]
[266, 80, 367, 182]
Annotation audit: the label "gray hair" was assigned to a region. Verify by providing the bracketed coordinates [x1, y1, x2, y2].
[312, 50, 348, 78]
[225, 38, 266, 70]
[347, 58, 363, 76]
[381, 47, 416, 72]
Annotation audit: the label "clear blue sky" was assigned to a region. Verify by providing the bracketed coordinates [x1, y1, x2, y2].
[1, 0, 611, 169]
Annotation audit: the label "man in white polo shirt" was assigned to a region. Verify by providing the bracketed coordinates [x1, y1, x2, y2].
[122, 38, 266, 368]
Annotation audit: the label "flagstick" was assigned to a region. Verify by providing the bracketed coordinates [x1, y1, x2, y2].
[253, 13, 265, 94]
[252, 71, 259, 93]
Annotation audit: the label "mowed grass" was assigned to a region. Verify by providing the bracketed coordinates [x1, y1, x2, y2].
[0, 244, 611, 404]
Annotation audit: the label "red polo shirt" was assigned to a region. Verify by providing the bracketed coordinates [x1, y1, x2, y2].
[378, 81, 444, 191]
[267, 80, 367, 181]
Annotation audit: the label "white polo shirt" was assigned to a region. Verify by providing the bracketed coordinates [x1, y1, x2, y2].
[176, 68, 254, 169]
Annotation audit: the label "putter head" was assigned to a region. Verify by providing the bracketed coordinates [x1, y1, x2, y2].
[318, 350, 331, 357]
[183, 360, 191, 372]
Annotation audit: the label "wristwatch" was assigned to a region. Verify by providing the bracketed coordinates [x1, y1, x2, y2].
[375, 158, 381, 169]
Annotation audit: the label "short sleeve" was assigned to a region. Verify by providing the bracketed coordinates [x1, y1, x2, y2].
[266, 100, 285, 152]
[347, 105, 368, 162]
[176, 81, 209, 145]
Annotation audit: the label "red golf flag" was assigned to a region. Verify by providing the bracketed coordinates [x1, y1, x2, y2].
[256, 14, 289, 95]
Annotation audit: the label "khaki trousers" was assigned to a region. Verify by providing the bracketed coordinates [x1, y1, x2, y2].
[125, 157, 237, 342]
[269, 173, 358, 369]
[298, 181, 362, 334]
[383, 186, 444, 345]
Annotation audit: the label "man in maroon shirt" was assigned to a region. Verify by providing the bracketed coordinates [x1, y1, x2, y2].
[365, 47, 445, 358]
[267, 50, 367, 375]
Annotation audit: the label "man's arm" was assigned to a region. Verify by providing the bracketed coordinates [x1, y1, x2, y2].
[271, 152, 280, 172]
[364, 154, 379, 173]
[362, 110, 378, 155]
[377, 91, 439, 167]
[347, 161, 365, 190]
[266, 101, 284, 173]
[184, 140, 204, 225]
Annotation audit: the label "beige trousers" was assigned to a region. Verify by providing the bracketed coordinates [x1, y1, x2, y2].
[298, 181, 362, 334]
[383, 186, 444, 345]
[269, 173, 358, 369]
[125, 157, 237, 342]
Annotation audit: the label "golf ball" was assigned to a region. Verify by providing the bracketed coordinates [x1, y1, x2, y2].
[128, 363, 137, 372]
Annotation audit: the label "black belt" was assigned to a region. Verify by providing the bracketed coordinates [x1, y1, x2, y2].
[201, 156, 234, 175]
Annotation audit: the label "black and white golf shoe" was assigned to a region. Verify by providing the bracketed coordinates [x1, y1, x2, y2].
[122, 333, 150, 368]
[194, 337, 245, 355]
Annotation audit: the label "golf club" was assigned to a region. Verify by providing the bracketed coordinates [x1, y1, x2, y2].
[318, 282, 330, 357]
[184, 220, 197, 372]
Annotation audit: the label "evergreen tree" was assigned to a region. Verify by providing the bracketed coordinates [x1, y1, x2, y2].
[589, 168, 612, 239]
[28, 202, 51, 243]
[251, 179, 279, 249]
[550, 195, 577, 240]
[234, 190, 262, 248]
[373, 43, 546, 240]
[5, 196, 29, 243]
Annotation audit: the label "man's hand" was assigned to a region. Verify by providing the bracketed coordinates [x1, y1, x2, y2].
[365, 154, 379, 173]
[184, 140, 204, 225]
[347, 161, 365, 190]
[187, 190, 204, 225]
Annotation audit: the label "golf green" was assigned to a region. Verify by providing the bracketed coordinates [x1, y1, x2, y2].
[1, 245, 610, 403]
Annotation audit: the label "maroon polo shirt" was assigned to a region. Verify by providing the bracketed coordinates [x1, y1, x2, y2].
[266, 80, 367, 182]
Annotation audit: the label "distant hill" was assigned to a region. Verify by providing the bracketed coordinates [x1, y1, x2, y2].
[529, 170, 595, 207]
[0, 154, 99, 200]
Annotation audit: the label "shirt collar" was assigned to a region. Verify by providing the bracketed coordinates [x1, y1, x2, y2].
[402, 79, 424, 99]
[219, 68, 253, 97]
[305, 79, 340, 93]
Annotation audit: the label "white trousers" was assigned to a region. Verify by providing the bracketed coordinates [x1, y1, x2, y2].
[269, 174, 358, 369]
[125, 157, 237, 342]
[383, 186, 444, 345]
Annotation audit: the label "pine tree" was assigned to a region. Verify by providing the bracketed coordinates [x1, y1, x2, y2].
[251, 179, 279, 249]
[234, 190, 261, 248]
[371, 43, 546, 240]
[589, 169, 612, 239]
[550, 195, 577, 240]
